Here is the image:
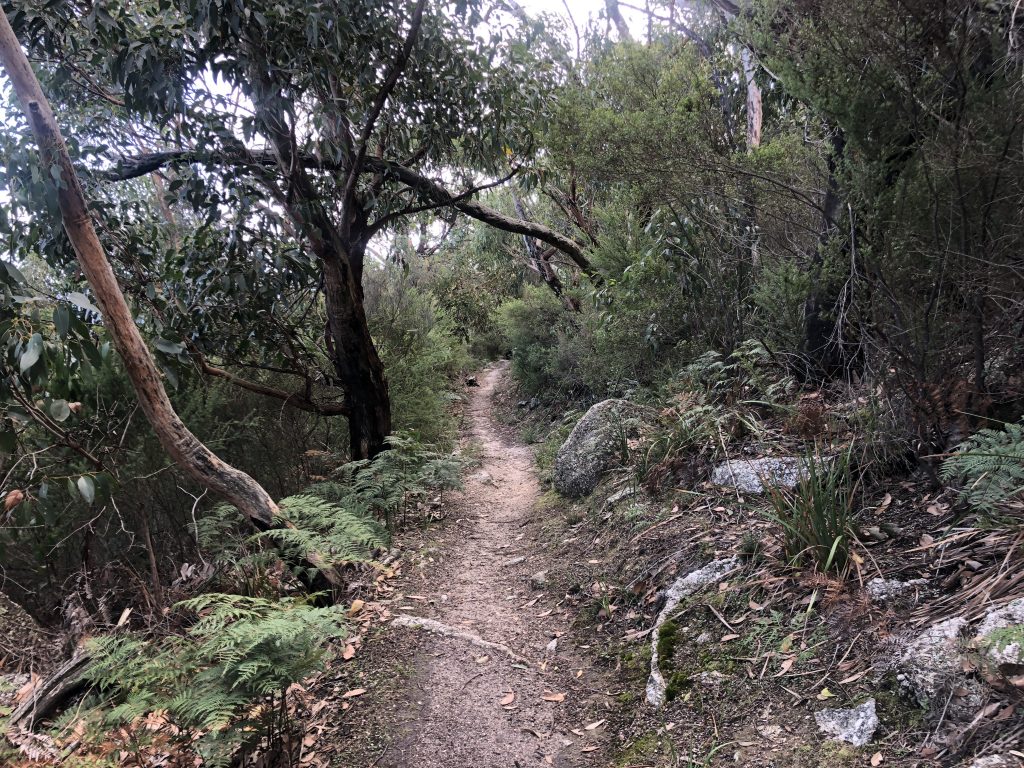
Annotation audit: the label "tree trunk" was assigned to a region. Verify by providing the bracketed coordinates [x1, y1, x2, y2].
[803, 130, 846, 380]
[321, 242, 392, 460]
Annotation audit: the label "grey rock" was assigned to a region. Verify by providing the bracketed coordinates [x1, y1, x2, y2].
[530, 570, 548, 590]
[895, 617, 968, 706]
[645, 557, 741, 707]
[959, 756, 1020, 768]
[528, 397, 541, 411]
[604, 486, 637, 507]
[504, 555, 527, 567]
[710, 457, 809, 494]
[553, 399, 655, 498]
[867, 577, 927, 605]
[814, 698, 879, 747]
[973, 597, 1024, 667]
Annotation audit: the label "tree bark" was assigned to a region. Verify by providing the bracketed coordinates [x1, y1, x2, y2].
[803, 130, 846, 380]
[0, 11, 281, 529]
[322, 246, 392, 460]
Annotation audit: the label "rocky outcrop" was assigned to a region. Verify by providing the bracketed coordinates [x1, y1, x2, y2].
[553, 399, 654, 498]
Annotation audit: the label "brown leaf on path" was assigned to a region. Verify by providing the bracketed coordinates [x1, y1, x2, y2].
[347, 599, 365, 617]
[541, 691, 565, 702]
[581, 746, 599, 753]
[342, 644, 356, 660]
[871, 752, 883, 766]
[500, 692, 515, 706]
[720, 633, 740, 642]
[475, 654, 489, 664]
[341, 688, 367, 699]
[584, 719, 605, 730]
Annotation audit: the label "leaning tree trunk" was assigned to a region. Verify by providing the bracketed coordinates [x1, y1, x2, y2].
[0, 12, 280, 529]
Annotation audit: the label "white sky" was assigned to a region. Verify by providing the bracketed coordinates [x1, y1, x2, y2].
[516, 0, 648, 42]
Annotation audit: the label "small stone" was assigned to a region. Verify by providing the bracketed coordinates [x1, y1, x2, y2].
[959, 756, 1019, 768]
[504, 556, 527, 567]
[814, 698, 879, 747]
[530, 570, 548, 590]
[895, 617, 968, 707]
[866, 577, 927, 605]
[528, 397, 541, 410]
[604, 487, 636, 507]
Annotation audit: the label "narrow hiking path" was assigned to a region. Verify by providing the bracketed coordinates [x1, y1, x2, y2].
[374, 362, 614, 768]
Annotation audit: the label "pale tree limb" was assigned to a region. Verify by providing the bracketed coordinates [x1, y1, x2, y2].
[0, 11, 341, 587]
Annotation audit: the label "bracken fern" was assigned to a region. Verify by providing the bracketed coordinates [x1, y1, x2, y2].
[940, 418, 1024, 515]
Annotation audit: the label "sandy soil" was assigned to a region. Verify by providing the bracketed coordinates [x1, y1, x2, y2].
[379, 362, 612, 768]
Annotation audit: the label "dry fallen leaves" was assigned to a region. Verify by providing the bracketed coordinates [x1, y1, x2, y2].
[500, 692, 515, 706]
[341, 688, 367, 699]
[342, 644, 356, 661]
[541, 691, 565, 702]
[584, 719, 605, 731]
[871, 751, 884, 766]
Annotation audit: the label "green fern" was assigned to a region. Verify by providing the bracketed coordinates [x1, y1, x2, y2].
[941, 418, 1024, 513]
[83, 594, 347, 765]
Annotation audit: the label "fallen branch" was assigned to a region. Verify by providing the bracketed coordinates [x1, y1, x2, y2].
[391, 615, 532, 666]
[5, 653, 92, 733]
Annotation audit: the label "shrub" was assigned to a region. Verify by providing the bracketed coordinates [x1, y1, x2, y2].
[766, 449, 858, 574]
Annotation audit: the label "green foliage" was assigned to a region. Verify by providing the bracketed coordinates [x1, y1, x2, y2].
[83, 594, 346, 765]
[495, 285, 583, 397]
[941, 419, 1024, 515]
[366, 264, 470, 446]
[198, 435, 461, 589]
[767, 450, 858, 574]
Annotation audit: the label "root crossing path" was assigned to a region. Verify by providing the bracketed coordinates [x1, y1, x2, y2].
[381, 363, 611, 768]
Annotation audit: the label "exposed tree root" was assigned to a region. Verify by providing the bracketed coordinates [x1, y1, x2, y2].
[391, 615, 532, 666]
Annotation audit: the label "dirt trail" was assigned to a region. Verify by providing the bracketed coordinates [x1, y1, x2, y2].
[382, 362, 608, 768]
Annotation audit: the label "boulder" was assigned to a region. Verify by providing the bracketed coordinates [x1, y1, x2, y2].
[553, 399, 654, 498]
[710, 457, 807, 494]
[814, 698, 879, 747]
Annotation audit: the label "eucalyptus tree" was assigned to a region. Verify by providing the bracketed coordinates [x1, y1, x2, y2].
[2, 0, 593, 461]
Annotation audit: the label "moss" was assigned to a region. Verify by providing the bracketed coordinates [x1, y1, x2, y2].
[614, 731, 673, 767]
[665, 671, 691, 702]
[656, 620, 680, 674]
[871, 675, 927, 730]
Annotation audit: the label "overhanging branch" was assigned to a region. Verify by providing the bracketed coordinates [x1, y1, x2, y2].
[99, 149, 599, 280]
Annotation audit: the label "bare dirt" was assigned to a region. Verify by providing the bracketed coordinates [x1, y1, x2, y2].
[370, 362, 615, 768]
